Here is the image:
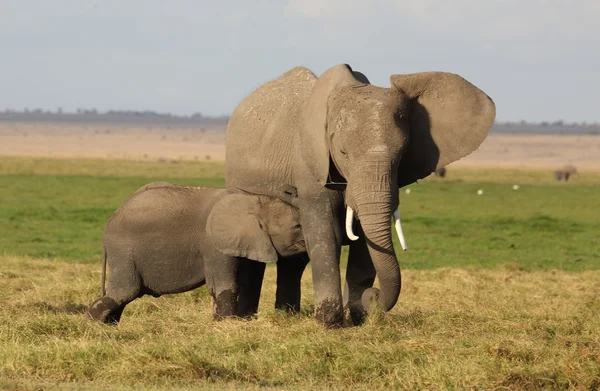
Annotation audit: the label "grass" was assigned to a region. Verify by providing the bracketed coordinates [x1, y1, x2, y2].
[0, 157, 224, 261]
[1, 156, 599, 271]
[1, 256, 599, 390]
[0, 156, 226, 178]
[1, 156, 600, 389]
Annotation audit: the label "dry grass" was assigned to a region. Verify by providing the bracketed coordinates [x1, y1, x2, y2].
[1, 255, 599, 390]
[0, 156, 225, 178]
[424, 166, 600, 186]
[4, 155, 600, 185]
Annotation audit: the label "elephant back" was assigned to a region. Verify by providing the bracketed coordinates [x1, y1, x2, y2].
[226, 67, 316, 194]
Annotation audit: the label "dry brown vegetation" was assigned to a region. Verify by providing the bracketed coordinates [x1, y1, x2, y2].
[1, 256, 599, 390]
[0, 122, 225, 162]
[3, 122, 600, 172]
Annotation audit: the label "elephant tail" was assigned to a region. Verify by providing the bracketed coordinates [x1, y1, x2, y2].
[101, 247, 107, 297]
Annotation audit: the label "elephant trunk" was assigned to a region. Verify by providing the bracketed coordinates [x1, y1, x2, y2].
[357, 203, 401, 312]
[347, 155, 401, 313]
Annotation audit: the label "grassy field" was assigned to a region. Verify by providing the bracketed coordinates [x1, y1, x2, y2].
[1, 156, 600, 389]
[1, 157, 599, 271]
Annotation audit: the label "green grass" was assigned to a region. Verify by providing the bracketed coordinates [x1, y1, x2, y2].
[0, 175, 223, 261]
[398, 181, 600, 271]
[0, 157, 224, 261]
[1, 157, 600, 389]
[1, 156, 599, 271]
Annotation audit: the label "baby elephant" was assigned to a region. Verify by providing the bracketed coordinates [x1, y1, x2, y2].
[88, 182, 305, 324]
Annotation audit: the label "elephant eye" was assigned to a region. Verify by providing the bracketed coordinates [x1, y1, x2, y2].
[340, 148, 347, 155]
[293, 224, 301, 229]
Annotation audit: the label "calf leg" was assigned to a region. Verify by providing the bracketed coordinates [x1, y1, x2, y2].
[206, 255, 240, 320]
[88, 257, 142, 325]
[88, 296, 124, 325]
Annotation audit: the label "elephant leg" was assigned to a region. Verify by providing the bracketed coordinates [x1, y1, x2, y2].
[275, 254, 309, 313]
[206, 255, 239, 320]
[236, 258, 266, 318]
[89, 259, 141, 325]
[343, 233, 377, 326]
[299, 191, 345, 327]
[88, 296, 127, 325]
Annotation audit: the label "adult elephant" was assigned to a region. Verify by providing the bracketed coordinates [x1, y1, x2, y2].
[226, 64, 495, 327]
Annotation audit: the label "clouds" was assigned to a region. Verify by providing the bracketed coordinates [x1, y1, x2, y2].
[284, 0, 600, 61]
[0, 0, 598, 121]
[286, 0, 375, 19]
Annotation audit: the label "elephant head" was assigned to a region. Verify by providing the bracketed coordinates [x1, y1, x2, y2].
[300, 64, 495, 313]
[206, 193, 305, 263]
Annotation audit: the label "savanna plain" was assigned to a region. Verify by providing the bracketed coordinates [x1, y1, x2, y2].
[1, 123, 600, 390]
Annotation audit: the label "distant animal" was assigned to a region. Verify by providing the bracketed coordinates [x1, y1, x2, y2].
[554, 164, 579, 182]
[87, 182, 306, 325]
[434, 167, 447, 178]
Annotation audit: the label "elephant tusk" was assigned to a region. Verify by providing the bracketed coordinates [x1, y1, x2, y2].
[393, 209, 407, 251]
[345, 206, 359, 241]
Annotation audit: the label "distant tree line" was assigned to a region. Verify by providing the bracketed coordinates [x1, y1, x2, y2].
[2, 108, 599, 135]
[492, 120, 600, 135]
[0, 108, 229, 126]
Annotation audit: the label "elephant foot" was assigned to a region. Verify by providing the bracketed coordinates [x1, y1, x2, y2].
[343, 304, 367, 327]
[275, 254, 308, 314]
[341, 288, 385, 326]
[87, 296, 123, 325]
[314, 298, 343, 328]
[275, 302, 301, 314]
[360, 287, 382, 314]
[212, 289, 238, 321]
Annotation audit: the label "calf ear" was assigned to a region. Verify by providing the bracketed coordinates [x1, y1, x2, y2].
[206, 194, 278, 264]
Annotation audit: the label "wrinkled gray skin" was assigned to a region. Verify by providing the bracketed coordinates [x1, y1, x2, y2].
[554, 164, 579, 182]
[88, 182, 306, 324]
[226, 64, 496, 327]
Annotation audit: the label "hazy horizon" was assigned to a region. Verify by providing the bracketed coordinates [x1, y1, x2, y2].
[1, 1, 598, 122]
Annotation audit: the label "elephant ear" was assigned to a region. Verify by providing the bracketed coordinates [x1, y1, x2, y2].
[301, 64, 368, 186]
[391, 72, 496, 187]
[206, 193, 278, 264]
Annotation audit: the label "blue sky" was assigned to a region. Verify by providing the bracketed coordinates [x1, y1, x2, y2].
[1, 0, 598, 122]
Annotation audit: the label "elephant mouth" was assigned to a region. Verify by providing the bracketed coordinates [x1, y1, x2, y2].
[280, 240, 306, 256]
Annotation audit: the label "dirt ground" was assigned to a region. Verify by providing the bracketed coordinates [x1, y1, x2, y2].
[1, 122, 599, 171]
[449, 133, 600, 171]
[0, 122, 226, 162]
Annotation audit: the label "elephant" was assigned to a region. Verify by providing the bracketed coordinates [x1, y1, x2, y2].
[434, 167, 447, 178]
[554, 164, 579, 182]
[87, 182, 306, 324]
[225, 64, 495, 327]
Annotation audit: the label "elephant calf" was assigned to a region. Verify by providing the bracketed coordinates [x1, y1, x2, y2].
[88, 182, 305, 324]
